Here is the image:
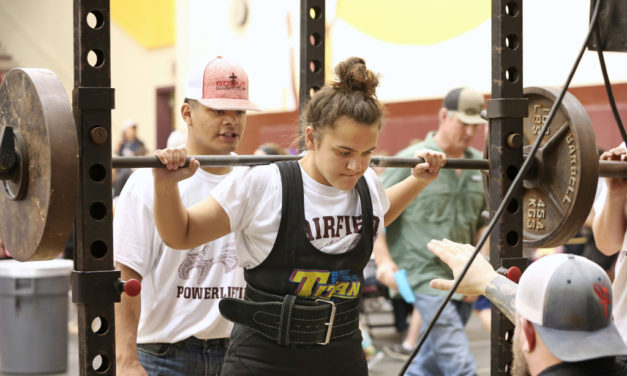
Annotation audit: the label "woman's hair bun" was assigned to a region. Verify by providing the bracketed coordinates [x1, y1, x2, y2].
[332, 57, 379, 98]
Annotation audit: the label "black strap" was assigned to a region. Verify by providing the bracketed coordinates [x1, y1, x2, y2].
[278, 295, 296, 346]
[219, 285, 360, 346]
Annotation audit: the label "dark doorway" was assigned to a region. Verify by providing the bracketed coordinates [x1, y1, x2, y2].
[156, 86, 175, 149]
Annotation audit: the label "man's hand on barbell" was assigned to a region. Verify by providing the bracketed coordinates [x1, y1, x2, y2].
[153, 147, 199, 183]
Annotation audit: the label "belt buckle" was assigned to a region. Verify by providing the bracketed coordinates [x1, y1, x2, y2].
[315, 299, 336, 345]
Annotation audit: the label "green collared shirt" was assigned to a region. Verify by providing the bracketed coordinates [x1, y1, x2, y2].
[381, 131, 488, 298]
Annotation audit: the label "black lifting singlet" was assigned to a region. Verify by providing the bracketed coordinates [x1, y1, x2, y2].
[219, 161, 376, 347]
[244, 160, 374, 300]
[218, 161, 376, 375]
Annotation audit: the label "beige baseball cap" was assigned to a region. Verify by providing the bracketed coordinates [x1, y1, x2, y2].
[443, 87, 486, 124]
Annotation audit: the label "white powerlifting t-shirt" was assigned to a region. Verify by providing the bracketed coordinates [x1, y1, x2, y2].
[114, 168, 246, 343]
[211, 164, 390, 269]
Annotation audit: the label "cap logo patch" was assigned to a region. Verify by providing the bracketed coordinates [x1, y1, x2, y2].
[593, 281, 611, 318]
[215, 72, 246, 91]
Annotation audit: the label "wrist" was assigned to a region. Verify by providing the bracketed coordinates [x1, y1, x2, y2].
[378, 259, 396, 270]
[485, 272, 505, 293]
[407, 174, 429, 190]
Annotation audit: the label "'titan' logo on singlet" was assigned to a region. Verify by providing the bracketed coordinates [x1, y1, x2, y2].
[289, 269, 361, 299]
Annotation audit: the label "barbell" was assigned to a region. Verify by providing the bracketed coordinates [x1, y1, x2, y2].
[0, 68, 624, 261]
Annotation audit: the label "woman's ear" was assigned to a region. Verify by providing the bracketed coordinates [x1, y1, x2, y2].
[304, 126, 317, 150]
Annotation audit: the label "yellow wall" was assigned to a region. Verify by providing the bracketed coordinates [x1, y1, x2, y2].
[0, 0, 176, 154]
[111, 0, 176, 49]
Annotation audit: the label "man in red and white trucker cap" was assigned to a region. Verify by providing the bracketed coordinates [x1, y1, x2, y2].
[114, 56, 258, 376]
[185, 56, 260, 111]
[427, 239, 627, 376]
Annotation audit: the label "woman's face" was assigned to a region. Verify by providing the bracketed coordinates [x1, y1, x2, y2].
[305, 116, 379, 191]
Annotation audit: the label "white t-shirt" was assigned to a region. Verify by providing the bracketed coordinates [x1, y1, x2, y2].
[211, 164, 391, 269]
[114, 168, 246, 343]
[594, 176, 627, 343]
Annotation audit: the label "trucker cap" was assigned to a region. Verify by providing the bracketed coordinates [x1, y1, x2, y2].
[442, 87, 486, 124]
[515, 253, 627, 362]
[184, 56, 260, 111]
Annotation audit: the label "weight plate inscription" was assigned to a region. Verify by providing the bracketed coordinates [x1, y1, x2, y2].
[521, 87, 598, 248]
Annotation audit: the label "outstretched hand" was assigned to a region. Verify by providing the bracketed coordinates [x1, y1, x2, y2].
[152, 147, 200, 183]
[427, 239, 497, 296]
[411, 150, 446, 183]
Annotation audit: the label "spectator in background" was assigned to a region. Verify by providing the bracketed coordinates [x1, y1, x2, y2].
[113, 119, 148, 201]
[374, 87, 488, 374]
[254, 142, 287, 156]
[593, 144, 627, 348]
[564, 148, 617, 280]
[167, 129, 188, 149]
[117, 118, 147, 157]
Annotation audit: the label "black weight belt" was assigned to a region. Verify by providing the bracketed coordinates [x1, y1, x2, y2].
[219, 284, 361, 346]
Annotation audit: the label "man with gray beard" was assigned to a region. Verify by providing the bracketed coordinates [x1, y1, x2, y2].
[426, 239, 627, 376]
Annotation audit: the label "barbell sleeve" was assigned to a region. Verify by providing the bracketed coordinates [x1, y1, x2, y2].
[599, 160, 627, 178]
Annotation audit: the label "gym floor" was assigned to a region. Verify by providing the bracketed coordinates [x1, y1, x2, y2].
[0, 297, 491, 375]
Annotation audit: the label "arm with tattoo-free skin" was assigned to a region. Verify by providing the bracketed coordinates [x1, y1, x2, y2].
[152, 148, 232, 250]
[384, 150, 446, 226]
[593, 147, 627, 255]
[427, 239, 517, 323]
[373, 232, 399, 291]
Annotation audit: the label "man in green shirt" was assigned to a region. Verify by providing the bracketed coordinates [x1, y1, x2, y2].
[375, 87, 488, 375]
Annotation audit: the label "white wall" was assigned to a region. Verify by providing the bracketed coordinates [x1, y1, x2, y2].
[1, 1, 626, 147]
[177, 0, 627, 108]
[0, 1, 73, 92]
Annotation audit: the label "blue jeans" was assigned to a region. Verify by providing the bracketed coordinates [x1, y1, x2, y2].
[137, 336, 228, 376]
[405, 293, 477, 376]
